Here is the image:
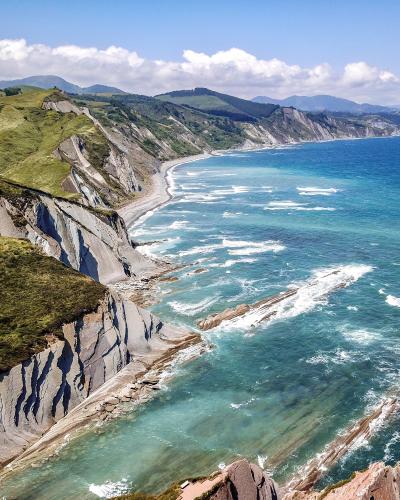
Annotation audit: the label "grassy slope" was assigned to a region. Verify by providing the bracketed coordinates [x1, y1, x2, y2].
[156, 88, 279, 121]
[0, 236, 106, 372]
[0, 87, 108, 198]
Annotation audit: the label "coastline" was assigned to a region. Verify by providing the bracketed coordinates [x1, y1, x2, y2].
[118, 153, 212, 229]
[3, 134, 400, 492]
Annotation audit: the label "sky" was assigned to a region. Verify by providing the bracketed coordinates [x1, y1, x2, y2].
[1, 0, 400, 104]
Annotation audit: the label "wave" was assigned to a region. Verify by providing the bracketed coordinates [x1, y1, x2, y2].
[297, 186, 341, 196]
[89, 479, 130, 498]
[169, 220, 189, 229]
[169, 295, 221, 316]
[222, 239, 286, 255]
[306, 349, 356, 366]
[137, 237, 181, 257]
[178, 243, 221, 257]
[264, 200, 335, 211]
[213, 186, 249, 195]
[222, 211, 242, 218]
[384, 431, 400, 462]
[209, 258, 258, 268]
[179, 193, 224, 203]
[230, 396, 256, 409]
[211, 264, 373, 330]
[386, 294, 400, 307]
[340, 327, 382, 345]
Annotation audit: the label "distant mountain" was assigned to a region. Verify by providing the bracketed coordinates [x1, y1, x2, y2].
[252, 94, 396, 114]
[0, 75, 125, 95]
[156, 87, 279, 121]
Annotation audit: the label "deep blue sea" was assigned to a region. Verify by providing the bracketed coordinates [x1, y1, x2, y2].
[3, 137, 400, 499]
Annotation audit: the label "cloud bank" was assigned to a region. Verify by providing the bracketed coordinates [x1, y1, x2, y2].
[0, 39, 399, 104]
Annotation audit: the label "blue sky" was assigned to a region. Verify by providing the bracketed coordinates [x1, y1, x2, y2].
[1, 0, 399, 103]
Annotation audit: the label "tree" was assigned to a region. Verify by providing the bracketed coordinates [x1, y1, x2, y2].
[4, 87, 21, 96]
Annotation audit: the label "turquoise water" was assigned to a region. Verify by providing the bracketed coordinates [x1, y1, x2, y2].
[3, 137, 400, 499]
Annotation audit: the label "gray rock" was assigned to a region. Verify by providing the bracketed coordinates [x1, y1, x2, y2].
[0, 291, 186, 465]
[212, 460, 281, 500]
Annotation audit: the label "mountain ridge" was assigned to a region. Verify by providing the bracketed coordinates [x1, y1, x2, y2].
[0, 74, 126, 95]
[252, 93, 397, 114]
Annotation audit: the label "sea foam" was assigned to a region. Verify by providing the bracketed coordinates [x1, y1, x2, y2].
[386, 294, 400, 307]
[221, 264, 373, 330]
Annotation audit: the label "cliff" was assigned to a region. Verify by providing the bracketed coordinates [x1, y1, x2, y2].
[0, 180, 154, 284]
[1, 86, 399, 489]
[0, 289, 197, 466]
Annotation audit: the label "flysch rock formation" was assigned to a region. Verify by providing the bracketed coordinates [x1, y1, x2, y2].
[177, 459, 400, 500]
[0, 290, 199, 467]
[0, 188, 155, 284]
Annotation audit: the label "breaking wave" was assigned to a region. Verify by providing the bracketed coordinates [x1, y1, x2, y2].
[89, 479, 130, 498]
[386, 294, 400, 307]
[222, 264, 373, 330]
[264, 200, 335, 211]
[169, 295, 221, 316]
[297, 186, 341, 196]
[222, 239, 285, 255]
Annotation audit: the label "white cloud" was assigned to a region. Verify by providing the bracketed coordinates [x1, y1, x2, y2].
[0, 39, 399, 104]
[343, 61, 398, 86]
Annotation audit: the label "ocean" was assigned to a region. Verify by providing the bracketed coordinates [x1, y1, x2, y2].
[3, 137, 400, 499]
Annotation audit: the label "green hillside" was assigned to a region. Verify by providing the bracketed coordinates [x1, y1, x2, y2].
[0, 87, 108, 197]
[0, 236, 106, 371]
[156, 88, 279, 121]
[74, 93, 246, 155]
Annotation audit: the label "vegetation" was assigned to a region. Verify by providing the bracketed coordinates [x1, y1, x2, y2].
[75, 93, 246, 156]
[3, 87, 21, 97]
[0, 87, 109, 198]
[156, 87, 279, 121]
[319, 472, 357, 499]
[0, 236, 106, 371]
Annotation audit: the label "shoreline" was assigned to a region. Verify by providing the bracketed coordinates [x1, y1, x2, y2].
[3, 134, 400, 491]
[118, 133, 400, 231]
[118, 153, 212, 229]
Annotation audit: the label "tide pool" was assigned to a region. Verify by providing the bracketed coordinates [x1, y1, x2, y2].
[3, 137, 400, 499]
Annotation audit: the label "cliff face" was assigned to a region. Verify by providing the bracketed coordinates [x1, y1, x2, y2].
[243, 107, 400, 145]
[0, 290, 189, 465]
[0, 186, 154, 284]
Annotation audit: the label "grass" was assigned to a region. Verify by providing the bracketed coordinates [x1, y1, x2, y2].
[0, 236, 106, 372]
[0, 87, 109, 198]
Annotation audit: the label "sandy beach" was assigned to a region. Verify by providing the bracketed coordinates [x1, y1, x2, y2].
[118, 153, 212, 228]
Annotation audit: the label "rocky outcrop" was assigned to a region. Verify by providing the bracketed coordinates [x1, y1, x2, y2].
[198, 266, 370, 331]
[284, 462, 400, 500]
[0, 189, 154, 284]
[213, 460, 280, 500]
[286, 397, 399, 493]
[0, 290, 194, 466]
[179, 460, 281, 500]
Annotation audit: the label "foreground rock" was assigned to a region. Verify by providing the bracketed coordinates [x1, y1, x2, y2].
[0, 290, 199, 467]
